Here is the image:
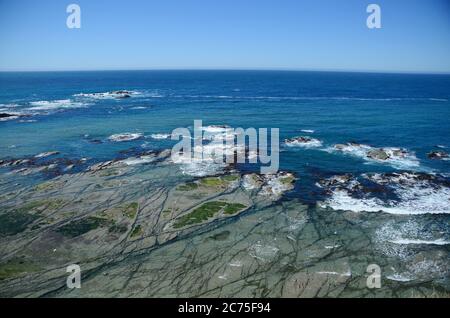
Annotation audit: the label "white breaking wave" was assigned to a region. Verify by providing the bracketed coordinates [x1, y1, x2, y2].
[150, 133, 171, 140]
[171, 154, 227, 177]
[386, 274, 413, 282]
[388, 238, 450, 245]
[319, 173, 450, 215]
[320, 186, 450, 215]
[285, 136, 322, 148]
[325, 143, 420, 170]
[300, 129, 315, 133]
[316, 270, 352, 277]
[108, 133, 143, 142]
[29, 99, 87, 111]
[74, 90, 140, 99]
[122, 155, 156, 165]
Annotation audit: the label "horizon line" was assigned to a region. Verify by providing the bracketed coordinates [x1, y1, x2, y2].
[1, 67, 450, 76]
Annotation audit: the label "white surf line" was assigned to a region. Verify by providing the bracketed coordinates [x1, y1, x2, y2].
[388, 238, 450, 245]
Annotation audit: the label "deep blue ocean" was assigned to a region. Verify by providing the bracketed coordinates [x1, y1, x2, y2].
[1, 70, 449, 203]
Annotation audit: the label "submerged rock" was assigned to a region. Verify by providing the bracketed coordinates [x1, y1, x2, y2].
[285, 136, 322, 148]
[428, 151, 449, 160]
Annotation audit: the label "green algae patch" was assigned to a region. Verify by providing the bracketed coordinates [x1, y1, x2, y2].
[57, 216, 111, 238]
[200, 177, 227, 187]
[34, 181, 56, 192]
[177, 182, 198, 191]
[199, 175, 239, 188]
[0, 259, 40, 280]
[280, 176, 295, 185]
[222, 174, 239, 182]
[173, 201, 227, 229]
[173, 201, 247, 229]
[0, 211, 39, 237]
[130, 225, 143, 238]
[123, 202, 138, 219]
[223, 203, 247, 215]
[99, 169, 120, 177]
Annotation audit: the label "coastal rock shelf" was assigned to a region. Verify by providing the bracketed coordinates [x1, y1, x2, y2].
[0, 149, 448, 297]
[0, 151, 298, 296]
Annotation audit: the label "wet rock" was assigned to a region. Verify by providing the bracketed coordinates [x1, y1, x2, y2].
[367, 149, 389, 160]
[428, 151, 449, 160]
[319, 174, 353, 187]
[0, 113, 16, 118]
[285, 136, 322, 147]
[285, 136, 313, 143]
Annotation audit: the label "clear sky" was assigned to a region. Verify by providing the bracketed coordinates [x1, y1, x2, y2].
[0, 0, 449, 73]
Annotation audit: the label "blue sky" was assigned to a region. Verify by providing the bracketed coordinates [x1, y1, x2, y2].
[0, 0, 449, 73]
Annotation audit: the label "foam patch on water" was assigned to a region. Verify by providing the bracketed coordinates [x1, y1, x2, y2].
[386, 274, 414, 282]
[324, 143, 420, 170]
[248, 242, 279, 262]
[285, 136, 322, 148]
[319, 173, 450, 215]
[108, 133, 143, 142]
[74, 90, 140, 99]
[150, 133, 171, 140]
[388, 238, 450, 245]
[29, 99, 88, 111]
[376, 220, 449, 244]
[122, 155, 156, 165]
[171, 154, 227, 177]
[373, 219, 450, 266]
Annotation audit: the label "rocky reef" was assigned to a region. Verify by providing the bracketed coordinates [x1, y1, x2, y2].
[0, 147, 299, 297]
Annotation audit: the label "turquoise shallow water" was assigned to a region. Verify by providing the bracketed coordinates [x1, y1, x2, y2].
[1, 70, 449, 196]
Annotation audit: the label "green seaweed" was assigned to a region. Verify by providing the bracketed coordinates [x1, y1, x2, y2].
[130, 225, 143, 238]
[173, 201, 227, 229]
[222, 174, 239, 182]
[57, 216, 110, 237]
[173, 201, 249, 229]
[99, 169, 120, 177]
[123, 202, 138, 219]
[280, 176, 295, 185]
[177, 182, 199, 191]
[34, 182, 55, 192]
[223, 203, 247, 215]
[0, 259, 40, 280]
[200, 177, 226, 187]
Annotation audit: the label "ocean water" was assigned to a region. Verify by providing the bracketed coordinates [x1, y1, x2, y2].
[0, 70, 449, 296]
[1, 71, 449, 192]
